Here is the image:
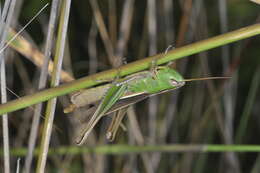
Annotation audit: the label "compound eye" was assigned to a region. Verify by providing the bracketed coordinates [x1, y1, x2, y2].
[170, 79, 179, 86]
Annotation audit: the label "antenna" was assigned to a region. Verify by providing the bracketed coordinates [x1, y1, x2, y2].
[182, 76, 231, 82]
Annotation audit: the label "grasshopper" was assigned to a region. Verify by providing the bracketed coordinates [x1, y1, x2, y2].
[64, 65, 229, 145]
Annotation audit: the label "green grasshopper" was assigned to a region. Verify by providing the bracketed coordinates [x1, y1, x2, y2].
[64, 65, 229, 145]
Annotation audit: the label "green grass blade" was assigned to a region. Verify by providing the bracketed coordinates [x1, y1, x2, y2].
[4, 144, 260, 156]
[0, 23, 260, 115]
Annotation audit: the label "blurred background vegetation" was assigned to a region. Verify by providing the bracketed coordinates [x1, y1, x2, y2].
[1, 0, 260, 172]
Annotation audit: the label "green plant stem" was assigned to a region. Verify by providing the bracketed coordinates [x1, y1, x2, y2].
[4, 144, 260, 156]
[0, 23, 260, 115]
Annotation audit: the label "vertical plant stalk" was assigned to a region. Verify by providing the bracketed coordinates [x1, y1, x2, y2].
[89, 0, 119, 67]
[115, 0, 134, 58]
[24, 1, 59, 172]
[235, 67, 260, 143]
[147, 0, 157, 143]
[163, 0, 174, 44]
[147, 0, 159, 172]
[116, 1, 136, 168]
[88, 20, 98, 74]
[1, 61, 10, 173]
[108, 0, 117, 47]
[0, 0, 17, 172]
[36, 0, 71, 172]
[176, 0, 193, 45]
[158, 0, 177, 162]
[108, 0, 117, 46]
[88, 1, 117, 171]
[218, 0, 240, 172]
[109, 0, 135, 145]
[127, 106, 155, 173]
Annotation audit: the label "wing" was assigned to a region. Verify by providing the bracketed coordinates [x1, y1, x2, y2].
[81, 92, 150, 117]
[76, 85, 182, 144]
[78, 86, 181, 119]
[76, 84, 127, 145]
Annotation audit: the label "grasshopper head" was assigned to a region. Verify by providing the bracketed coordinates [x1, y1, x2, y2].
[168, 68, 185, 88]
[163, 66, 231, 88]
[157, 67, 185, 89]
[164, 68, 230, 87]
